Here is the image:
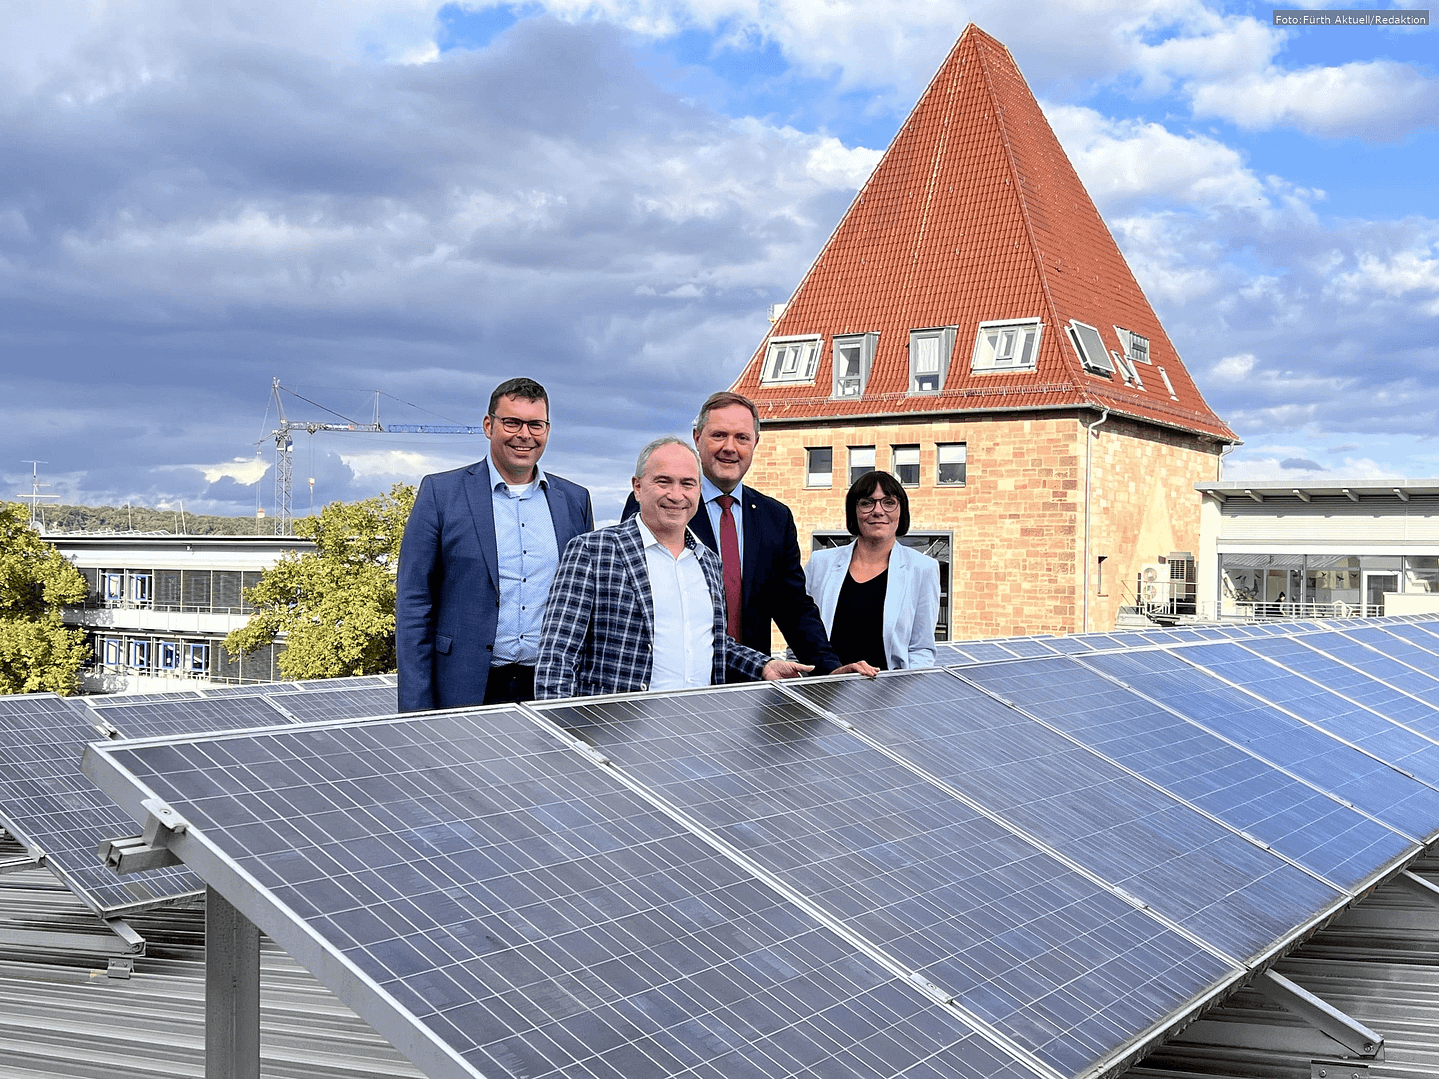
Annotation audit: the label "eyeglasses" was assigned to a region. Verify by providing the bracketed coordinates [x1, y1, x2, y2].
[490, 416, 551, 434]
[856, 497, 900, 513]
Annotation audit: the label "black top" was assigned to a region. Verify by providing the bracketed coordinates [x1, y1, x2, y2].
[828, 569, 889, 671]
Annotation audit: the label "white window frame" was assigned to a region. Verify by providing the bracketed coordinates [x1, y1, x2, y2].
[1114, 326, 1151, 364]
[908, 326, 958, 394]
[971, 319, 1042, 373]
[159, 640, 181, 670]
[186, 642, 209, 673]
[832, 332, 878, 398]
[937, 442, 967, 487]
[805, 446, 834, 489]
[1158, 365, 1178, 400]
[102, 637, 122, 667]
[130, 572, 152, 605]
[848, 446, 876, 487]
[891, 445, 920, 487]
[1066, 320, 1115, 376]
[128, 640, 151, 669]
[760, 334, 822, 384]
[1111, 350, 1145, 390]
[104, 572, 125, 603]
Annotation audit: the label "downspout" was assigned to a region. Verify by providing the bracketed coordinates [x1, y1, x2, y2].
[1217, 441, 1236, 481]
[1082, 408, 1110, 633]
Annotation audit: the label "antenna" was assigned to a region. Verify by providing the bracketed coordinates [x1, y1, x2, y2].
[15, 461, 59, 530]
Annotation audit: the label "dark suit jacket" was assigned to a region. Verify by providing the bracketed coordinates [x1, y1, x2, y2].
[621, 485, 840, 674]
[397, 460, 593, 711]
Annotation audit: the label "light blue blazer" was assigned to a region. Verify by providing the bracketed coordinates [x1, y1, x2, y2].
[804, 541, 940, 670]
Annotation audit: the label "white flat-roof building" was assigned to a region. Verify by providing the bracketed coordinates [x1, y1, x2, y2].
[1196, 479, 1439, 620]
[51, 533, 314, 693]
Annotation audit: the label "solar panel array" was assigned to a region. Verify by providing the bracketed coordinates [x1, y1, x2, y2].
[0, 675, 399, 915]
[80, 616, 1439, 1079]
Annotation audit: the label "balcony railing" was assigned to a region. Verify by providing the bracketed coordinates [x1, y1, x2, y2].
[1233, 600, 1383, 620]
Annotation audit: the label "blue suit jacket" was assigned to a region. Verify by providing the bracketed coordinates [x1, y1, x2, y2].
[534, 517, 771, 700]
[396, 459, 593, 711]
[621, 485, 840, 674]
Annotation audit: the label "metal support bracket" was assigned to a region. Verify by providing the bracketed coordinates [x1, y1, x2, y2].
[1255, 970, 1383, 1059]
[1312, 1059, 1368, 1079]
[100, 798, 190, 875]
[1393, 869, 1439, 907]
[207, 886, 261, 1079]
[0, 851, 44, 876]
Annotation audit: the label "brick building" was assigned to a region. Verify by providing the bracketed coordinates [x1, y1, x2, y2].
[733, 24, 1237, 641]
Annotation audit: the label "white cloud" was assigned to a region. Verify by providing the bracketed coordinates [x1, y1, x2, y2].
[188, 457, 270, 485]
[1190, 60, 1439, 141]
[1210, 353, 1256, 380]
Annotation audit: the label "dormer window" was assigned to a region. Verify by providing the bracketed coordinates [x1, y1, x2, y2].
[971, 319, 1042, 372]
[832, 332, 878, 398]
[760, 335, 822, 384]
[1066, 320, 1114, 376]
[1114, 327, 1150, 364]
[908, 326, 957, 393]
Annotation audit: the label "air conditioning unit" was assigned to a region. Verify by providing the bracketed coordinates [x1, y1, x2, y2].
[1141, 564, 1172, 606]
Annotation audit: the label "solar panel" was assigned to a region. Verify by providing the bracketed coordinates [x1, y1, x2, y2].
[947, 641, 1018, 663]
[1292, 631, 1439, 705]
[267, 685, 400, 723]
[986, 637, 1060, 658]
[537, 682, 1239, 1078]
[1344, 625, 1439, 680]
[1162, 642, 1439, 795]
[1378, 622, 1439, 658]
[1044, 637, 1096, 654]
[1078, 650, 1439, 842]
[782, 671, 1342, 967]
[84, 708, 1045, 1079]
[1240, 636, 1439, 737]
[90, 694, 298, 739]
[955, 657, 1416, 893]
[0, 695, 203, 913]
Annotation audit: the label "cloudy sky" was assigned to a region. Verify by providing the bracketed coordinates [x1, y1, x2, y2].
[2, 1, 1436, 523]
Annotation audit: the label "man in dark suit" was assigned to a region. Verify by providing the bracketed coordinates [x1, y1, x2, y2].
[623, 390, 870, 677]
[397, 377, 593, 711]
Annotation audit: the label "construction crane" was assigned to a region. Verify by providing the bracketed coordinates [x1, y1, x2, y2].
[260, 378, 486, 535]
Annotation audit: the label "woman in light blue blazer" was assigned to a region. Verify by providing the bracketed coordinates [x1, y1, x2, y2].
[804, 470, 940, 670]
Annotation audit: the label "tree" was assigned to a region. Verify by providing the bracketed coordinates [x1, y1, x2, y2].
[225, 484, 415, 679]
[0, 503, 91, 695]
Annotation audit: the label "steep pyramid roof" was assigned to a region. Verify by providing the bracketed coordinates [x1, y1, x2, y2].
[732, 24, 1236, 442]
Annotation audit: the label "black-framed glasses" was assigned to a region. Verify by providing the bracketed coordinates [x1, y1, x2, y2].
[490, 415, 551, 434]
[856, 497, 900, 512]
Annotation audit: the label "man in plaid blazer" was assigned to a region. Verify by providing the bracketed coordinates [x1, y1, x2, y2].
[535, 438, 813, 699]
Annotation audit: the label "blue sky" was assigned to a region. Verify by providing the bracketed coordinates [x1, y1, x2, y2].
[1, 0, 1436, 522]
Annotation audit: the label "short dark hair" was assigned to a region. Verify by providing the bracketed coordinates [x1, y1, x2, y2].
[693, 391, 760, 437]
[488, 377, 549, 417]
[845, 470, 910, 537]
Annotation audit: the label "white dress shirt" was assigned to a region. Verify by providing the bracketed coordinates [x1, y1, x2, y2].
[635, 516, 713, 691]
[700, 475, 745, 561]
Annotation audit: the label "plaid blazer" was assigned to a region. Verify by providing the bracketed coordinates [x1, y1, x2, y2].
[535, 516, 772, 699]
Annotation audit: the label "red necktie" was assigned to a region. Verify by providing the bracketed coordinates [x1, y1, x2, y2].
[716, 495, 742, 644]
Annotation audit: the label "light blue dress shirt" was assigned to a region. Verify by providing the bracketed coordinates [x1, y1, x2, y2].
[636, 517, 713, 691]
[489, 462, 560, 666]
[700, 475, 745, 562]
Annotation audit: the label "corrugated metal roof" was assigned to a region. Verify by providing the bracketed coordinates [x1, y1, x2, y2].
[0, 849, 422, 1079]
[732, 24, 1235, 444]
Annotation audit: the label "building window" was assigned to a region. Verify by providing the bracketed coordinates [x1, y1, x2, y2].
[832, 333, 878, 397]
[848, 446, 875, 486]
[1115, 327, 1150, 364]
[760, 335, 822, 384]
[937, 442, 967, 486]
[806, 447, 834, 488]
[104, 572, 125, 602]
[1157, 365, 1178, 399]
[909, 326, 957, 393]
[130, 572, 152, 604]
[128, 640, 151, 669]
[971, 319, 1041, 372]
[102, 637, 122, 667]
[186, 642, 210, 673]
[1066, 320, 1114, 376]
[892, 445, 920, 487]
[159, 641, 181, 670]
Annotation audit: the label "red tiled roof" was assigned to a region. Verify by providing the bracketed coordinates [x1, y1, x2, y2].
[732, 24, 1236, 442]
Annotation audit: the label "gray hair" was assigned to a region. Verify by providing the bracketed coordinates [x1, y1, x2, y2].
[634, 436, 700, 480]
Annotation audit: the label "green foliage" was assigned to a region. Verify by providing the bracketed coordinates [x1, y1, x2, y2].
[43, 503, 289, 535]
[0, 503, 91, 695]
[225, 485, 415, 680]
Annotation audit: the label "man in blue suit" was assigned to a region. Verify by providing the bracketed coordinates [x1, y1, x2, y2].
[397, 377, 593, 711]
[622, 391, 858, 678]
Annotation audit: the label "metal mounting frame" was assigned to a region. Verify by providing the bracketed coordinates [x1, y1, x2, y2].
[1254, 970, 1384, 1059]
